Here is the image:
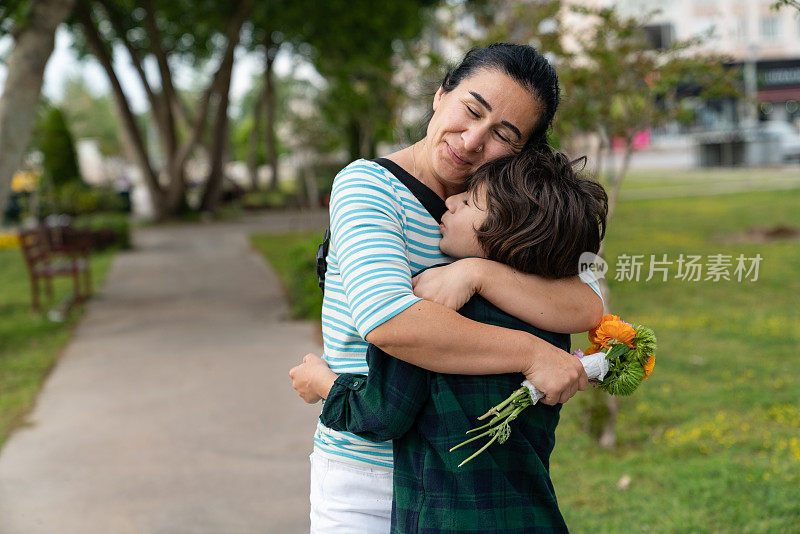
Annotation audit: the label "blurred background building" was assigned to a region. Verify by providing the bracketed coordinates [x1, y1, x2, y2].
[604, 0, 800, 164]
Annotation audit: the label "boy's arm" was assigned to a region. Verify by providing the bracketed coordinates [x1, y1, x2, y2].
[309, 350, 429, 443]
[412, 258, 604, 334]
[326, 165, 586, 404]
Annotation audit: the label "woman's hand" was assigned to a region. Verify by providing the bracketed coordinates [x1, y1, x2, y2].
[289, 353, 338, 403]
[412, 259, 483, 311]
[522, 344, 588, 405]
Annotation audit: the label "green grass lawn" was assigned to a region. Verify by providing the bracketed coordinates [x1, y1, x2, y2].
[252, 186, 800, 532]
[0, 247, 116, 449]
[553, 188, 800, 532]
[250, 232, 325, 320]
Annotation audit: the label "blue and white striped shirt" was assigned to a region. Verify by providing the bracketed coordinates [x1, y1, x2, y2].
[314, 159, 452, 469]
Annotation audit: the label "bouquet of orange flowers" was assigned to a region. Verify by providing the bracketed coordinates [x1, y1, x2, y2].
[451, 315, 656, 467]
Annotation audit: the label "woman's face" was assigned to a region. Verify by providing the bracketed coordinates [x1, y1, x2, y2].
[424, 68, 543, 194]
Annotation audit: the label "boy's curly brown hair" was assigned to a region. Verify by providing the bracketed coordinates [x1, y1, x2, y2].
[467, 146, 608, 278]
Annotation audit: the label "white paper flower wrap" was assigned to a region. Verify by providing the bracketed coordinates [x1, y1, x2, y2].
[521, 352, 609, 404]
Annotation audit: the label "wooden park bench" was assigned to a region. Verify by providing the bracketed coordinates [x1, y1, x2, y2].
[18, 225, 92, 313]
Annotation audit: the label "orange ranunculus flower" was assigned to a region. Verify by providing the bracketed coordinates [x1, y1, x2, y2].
[642, 355, 656, 380]
[588, 314, 636, 349]
[584, 343, 603, 355]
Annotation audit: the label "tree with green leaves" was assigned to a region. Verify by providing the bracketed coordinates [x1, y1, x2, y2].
[296, 0, 438, 162]
[0, 0, 76, 218]
[772, 0, 800, 9]
[557, 6, 737, 219]
[69, 0, 252, 219]
[239, 1, 309, 192]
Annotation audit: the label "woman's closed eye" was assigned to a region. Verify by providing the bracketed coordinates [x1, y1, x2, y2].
[466, 103, 511, 143]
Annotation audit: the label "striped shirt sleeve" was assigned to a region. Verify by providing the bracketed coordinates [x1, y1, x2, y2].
[329, 164, 422, 339]
[578, 268, 604, 303]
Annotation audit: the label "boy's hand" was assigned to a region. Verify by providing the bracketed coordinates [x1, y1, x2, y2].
[412, 259, 482, 310]
[289, 353, 337, 403]
[522, 344, 588, 405]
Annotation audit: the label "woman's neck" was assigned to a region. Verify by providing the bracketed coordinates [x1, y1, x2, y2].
[385, 140, 449, 200]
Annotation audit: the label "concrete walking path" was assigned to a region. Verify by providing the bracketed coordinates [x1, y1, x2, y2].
[0, 211, 329, 533]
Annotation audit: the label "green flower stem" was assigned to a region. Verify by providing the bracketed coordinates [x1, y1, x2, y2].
[465, 419, 500, 435]
[457, 429, 502, 468]
[450, 426, 498, 452]
[477, 387, 527, 420]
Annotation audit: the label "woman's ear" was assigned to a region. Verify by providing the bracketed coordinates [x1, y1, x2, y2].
[433, 85, 445, 112]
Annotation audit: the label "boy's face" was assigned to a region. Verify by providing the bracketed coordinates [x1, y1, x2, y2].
[439, 185, 488, 259]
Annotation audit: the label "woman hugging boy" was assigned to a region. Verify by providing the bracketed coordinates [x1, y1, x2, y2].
[291, 145, 608, 533]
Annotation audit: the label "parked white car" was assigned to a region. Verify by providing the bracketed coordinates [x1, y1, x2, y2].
[760, 121, 800, 162]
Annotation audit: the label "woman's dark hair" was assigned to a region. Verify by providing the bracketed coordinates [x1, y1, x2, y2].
[467, 146, 608, 278]
[441, 43, 560, 147]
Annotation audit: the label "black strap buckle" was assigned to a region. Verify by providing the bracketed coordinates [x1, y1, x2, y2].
[316, 227, 331, 291]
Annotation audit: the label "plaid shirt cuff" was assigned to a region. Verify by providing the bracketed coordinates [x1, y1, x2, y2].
[333, 373, 367, 392]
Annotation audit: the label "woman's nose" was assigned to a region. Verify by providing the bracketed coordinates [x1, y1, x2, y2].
[462, 125, 487, 153]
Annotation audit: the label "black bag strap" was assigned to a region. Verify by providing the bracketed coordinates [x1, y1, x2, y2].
[316, 227, 331, 290]
[317, 159, 446, 291]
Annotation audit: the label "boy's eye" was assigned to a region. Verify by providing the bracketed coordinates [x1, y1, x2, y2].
[466, 105, 479, 118]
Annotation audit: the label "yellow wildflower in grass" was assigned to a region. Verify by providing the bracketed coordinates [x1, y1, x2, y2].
[0, 232, 20, 250]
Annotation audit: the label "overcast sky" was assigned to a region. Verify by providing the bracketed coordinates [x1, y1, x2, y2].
[0, 25, 318, 114]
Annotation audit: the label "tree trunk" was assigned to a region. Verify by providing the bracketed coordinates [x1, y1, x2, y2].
[82, 0, 250, 220]
[592, 130, 607, 182]
[197, 0, 251, 212]
[75, 1, 166, 218]
[302, 165, 319, 208]
[606, 139, 633, 221]
[362, 119, 376, 160]
[348, 119, 361, 162]
[264, 45, 280, 190]
[140, 0, 177, 157]
[199, 57, 236, 212]
[247, 86, 263, 191]
[0, 0, 76, 215]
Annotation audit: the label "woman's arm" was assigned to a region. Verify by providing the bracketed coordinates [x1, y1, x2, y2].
[365, 299, 587, 406]
[412, 258, 604, 334]
[327, 165, 586, 405]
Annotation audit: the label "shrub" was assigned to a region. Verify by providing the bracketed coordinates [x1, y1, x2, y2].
[51, 183, 127, 217]
[33, 106, 81, 189]
[241, 188, 301, 210]
[72, 213, 131, 250]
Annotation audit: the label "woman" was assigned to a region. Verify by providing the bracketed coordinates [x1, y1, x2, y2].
[291, 43, 603, 532]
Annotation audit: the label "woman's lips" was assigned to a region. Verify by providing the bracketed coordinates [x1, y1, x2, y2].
[445, 143, 470, 166]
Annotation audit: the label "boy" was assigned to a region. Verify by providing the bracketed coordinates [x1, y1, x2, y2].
[291, 147, 608, 533]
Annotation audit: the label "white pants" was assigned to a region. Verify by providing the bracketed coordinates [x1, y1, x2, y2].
[309, 451, 393, 533]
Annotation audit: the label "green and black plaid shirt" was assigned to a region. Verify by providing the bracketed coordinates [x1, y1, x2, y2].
[320, 295, 570, 533]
